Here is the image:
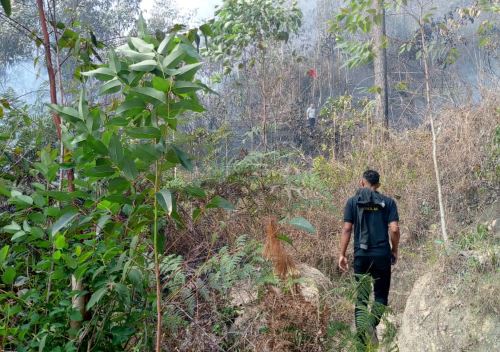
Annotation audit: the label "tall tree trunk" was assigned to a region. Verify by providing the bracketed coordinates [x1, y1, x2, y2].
[420, 21, 449, 247]
[37, 0, 82, 334]
[372, 0, 389, 129]
[261, 53, 268, 151]
[36, 0, 61, 139]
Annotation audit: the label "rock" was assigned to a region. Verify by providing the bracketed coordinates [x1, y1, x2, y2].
[296, 263, 333, 305]
[229, 263, 332, 337]
[398, 264, 500, 351]
[229, 278, 259, 307]
[487, 218, 499, 237]
[229, 263, 332, 309]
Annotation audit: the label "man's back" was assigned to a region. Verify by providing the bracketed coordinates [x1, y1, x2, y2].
[343, 190, 398, 257]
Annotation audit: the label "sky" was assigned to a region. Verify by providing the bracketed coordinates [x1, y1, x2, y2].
[2, 0, 222, 100]
[141, 0, 221, 23]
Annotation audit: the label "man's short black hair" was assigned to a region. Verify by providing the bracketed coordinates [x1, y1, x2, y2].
[363, 169, 380, 185]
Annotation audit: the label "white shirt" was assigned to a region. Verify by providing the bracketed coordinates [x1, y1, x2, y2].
[306, 106, 316, 120]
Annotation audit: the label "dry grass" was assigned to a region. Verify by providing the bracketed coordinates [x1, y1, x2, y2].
[159, 94, 499, 351]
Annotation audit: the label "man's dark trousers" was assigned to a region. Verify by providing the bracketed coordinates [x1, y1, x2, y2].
[353, 255, 391, 332]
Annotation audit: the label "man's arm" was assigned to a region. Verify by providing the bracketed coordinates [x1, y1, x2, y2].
[389, 221, 400, 263]
[338, 222, 353, 271]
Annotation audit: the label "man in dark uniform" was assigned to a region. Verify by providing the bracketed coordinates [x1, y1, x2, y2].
[338, 169, 400, 348]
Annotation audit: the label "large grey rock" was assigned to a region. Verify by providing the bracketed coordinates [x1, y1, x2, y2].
[296, 263, 333, 305]
[398, 265, 500, 352]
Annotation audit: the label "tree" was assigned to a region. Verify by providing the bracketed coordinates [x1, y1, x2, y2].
[0, 15, 231, 351]
[208, 0, 302, 150]
[147, 0, 184, 34]
[0, 0, 141, 68]
[0, 0, 10, 16]
[330, 0, 393, 128]
[372, 0, 389, 128]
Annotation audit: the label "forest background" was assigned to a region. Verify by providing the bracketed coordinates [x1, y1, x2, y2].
[0, 0, 498, 351]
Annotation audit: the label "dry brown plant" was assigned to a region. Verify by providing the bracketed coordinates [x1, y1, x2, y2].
[262, 217, 299, 280]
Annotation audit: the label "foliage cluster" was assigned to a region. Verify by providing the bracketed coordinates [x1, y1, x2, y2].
[0, 23, 240, 350]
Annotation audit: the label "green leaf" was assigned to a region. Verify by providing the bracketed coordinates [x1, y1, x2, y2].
[287, 217, 316, 234]
[170, 98, 205, 114]
[172, 81, 203, 94]
[158, 34, 175, 55]
[81, 67, 116, 81]
[0, 181, 10, 197]
[111, 326, 135, 344]
[104, 194, 132, 204]
[114, 283, 130, 304]
[132, 144, 162, 163]
[99, 78, 122, 95]
[192, 207, 202, 221]
[108, 49, 121, 73]
[162, 47, 185, 69]
[206, 195, 234, 210]
[166, 62, 203, 78]
[86, 136, 108, 155]
[52, 250, 62, 260]
[108, 177, 131, 193]
[69, 309, 83, 322]
[156, 189, 173, 215]
[54, 235, 66, 249]
[116, 98, 146, 116]
[116, 48, 155, 61]
[152, 76, 171, 92]
[47, 105, 81, 123]
[179, 43, 201, 60]
[108, 134, 124, 163]
[129, 87, 166, 104]
[38, 334, 47, 352]
[171, 145, 192, 170]
[199, 23, 213, 36]
[130, 37, 154, 53]
[129, 59, 158, 72]
[11, 231, 26, 241]
[185, 186, 206, 198]
[128, 267, 143, 288]
[1, 0, 11, 17]
[84, 165, 116, 177]
[9, 191, 33, 206]
[50, 210, 78, 237]
[78, 89, 89, 120]
[137, 13, 147, 37]
[3, 221, 21, 233]
[2, 267, 15, 285]
[277, 234, 293, 245]
[120, 158, 138, 179]
[86, 286, 107, 310]
[126, 126, 161, 139]
[0, 245, 9, 265]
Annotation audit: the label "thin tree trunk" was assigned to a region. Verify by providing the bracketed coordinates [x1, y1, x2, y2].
[372, 0, 389, 129]
[153, 159, 162, 352]
[36, 0, 61, 138]
[261, 56, 268, 151]
[420, 21, 449, 247]
[38, 0, 82, 333]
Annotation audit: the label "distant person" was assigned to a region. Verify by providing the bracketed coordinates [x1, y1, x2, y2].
[338, 169, 400, 348]
[306, 103, 316, 130]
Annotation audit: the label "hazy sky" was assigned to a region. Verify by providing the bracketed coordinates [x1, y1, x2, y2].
[141, 0, 222, 23]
